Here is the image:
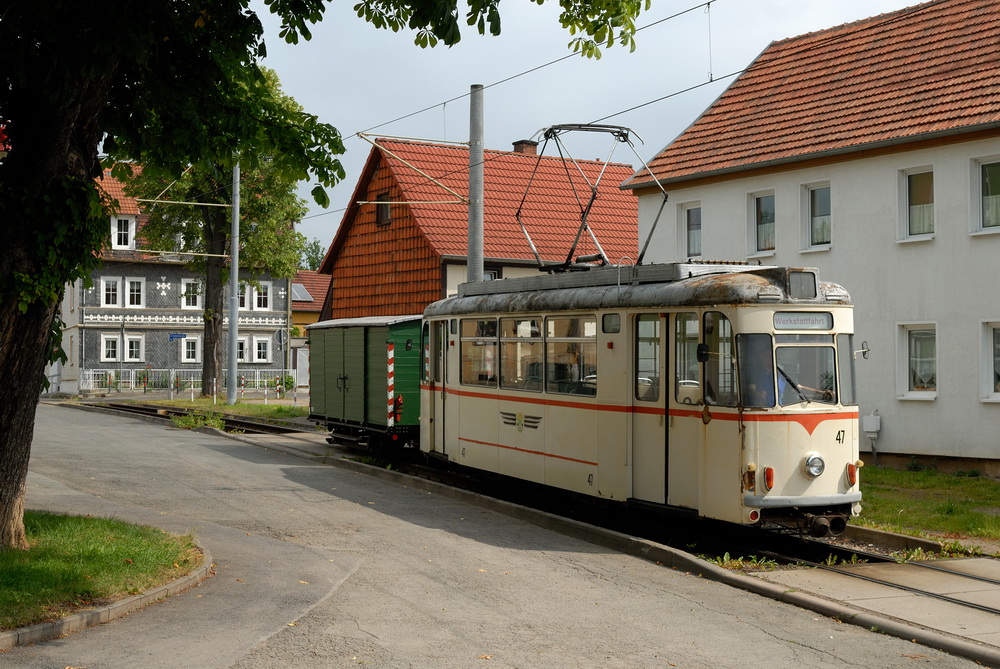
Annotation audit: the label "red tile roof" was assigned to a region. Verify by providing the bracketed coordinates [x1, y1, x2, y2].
[292, 270, 331, 312]
[98, 167, 141, 216]
[326, 138, 638, 269]
[626, 0, 1000, 188]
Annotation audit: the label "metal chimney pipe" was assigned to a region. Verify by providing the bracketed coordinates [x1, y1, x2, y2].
[467, 84, 484, 283]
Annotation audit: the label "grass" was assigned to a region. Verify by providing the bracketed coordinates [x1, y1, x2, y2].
[856, 465, 1000, 541]
[0, 511, 200, 631]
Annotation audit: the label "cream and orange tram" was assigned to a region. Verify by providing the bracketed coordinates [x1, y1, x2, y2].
[420, 263, 862, 537]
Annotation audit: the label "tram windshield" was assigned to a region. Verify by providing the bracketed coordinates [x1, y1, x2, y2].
[737, 333, 838, 407]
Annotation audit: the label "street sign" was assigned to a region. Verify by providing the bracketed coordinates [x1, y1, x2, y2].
[169, 333, 187, 341]
[274, 329, 288, 346]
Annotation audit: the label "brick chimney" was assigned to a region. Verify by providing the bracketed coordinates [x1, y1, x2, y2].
[512, 139, 538, 155]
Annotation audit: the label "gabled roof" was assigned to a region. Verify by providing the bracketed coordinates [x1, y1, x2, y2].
[322, 138, 637, 272]
[626, 0, 1000, 188]
[98, 167, 141, 216]
[292, 269, 331, 312]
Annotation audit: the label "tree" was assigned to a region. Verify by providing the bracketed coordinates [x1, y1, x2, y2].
[301, 238, 327, 271]
[123, 69, 309, 396]
[0, 0, 645, 551]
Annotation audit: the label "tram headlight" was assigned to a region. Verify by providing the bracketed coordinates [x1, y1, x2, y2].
[804, 454, 825, 478]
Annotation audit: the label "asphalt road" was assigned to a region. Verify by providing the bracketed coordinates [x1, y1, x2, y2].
[7, 403, 981, 668]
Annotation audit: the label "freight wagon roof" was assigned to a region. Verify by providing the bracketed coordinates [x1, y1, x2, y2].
[423, 265, 849, 316]
[307, 314, 423, 330]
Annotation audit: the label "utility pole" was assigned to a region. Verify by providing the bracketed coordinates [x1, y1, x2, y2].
[467, 84, 484, 283]
[227, 161, 240, 405]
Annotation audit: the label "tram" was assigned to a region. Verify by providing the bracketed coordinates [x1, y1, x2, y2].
[419, 262, 862, 537]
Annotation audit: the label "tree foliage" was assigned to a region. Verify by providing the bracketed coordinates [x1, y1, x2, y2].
[301, 238, 328, 271]
[0, 0, 646, 551]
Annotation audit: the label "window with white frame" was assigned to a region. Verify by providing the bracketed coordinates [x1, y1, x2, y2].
[126, 277, 144, 308]
[236, 337, 249, 362]
[101, 277, 120, 307]
[898, 324, 936, 398]
[255, 282, 271, 310]
[181, 279, 202, 309]
[981, 322, 1000, 400]
[750, 192, 775, 254]
[805, 184, 831, 247]
[111, 217, 136, 250]
[978, 161, 1000, 230]
[100, 334, 119, 362]
[682, 204, 702, 257]
[181, 335, 201, 363]
[902, 169, 934, 238]
[253, 336, 271, 362]
[124, 335, 145, 362]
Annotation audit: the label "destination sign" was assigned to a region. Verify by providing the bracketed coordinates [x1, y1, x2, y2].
[773, 312, 833, 330]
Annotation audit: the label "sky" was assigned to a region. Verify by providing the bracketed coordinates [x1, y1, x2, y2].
[253, 0, 918, 246]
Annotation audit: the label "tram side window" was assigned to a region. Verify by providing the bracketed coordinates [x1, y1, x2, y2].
[675, 312, 700, 404]
[704, 312, 737, 406]
[500, 318, 543, 391]
[546, 316, 597, 396]
[460, 319, 497, 387]
[635, 314, 660, 401]
[837, 334, 857, 405]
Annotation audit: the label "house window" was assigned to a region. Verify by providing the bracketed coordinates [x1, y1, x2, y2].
[125, 335, 144, 362]
[236, 337, 248, 362]
[126, 278, 144, 308]
[899, 324, 936, 398]
[238, 284, 247, 309]
[683, 204, 702, 257]
[253, 336, 270, 363]
[100, 334, 119, 362]
[751, 192, 775, 254]
[255, 282, 270, 310]
[111, 217, 136, 250]
[181, 279, 202, 309]
[376, 191, 391, 227]
[808, 185, 831, 246]
[181, 335, 201, 363]
[905, 170, 934, 237]
[981, 323, 1000, 400]
[101, 278, 120, 307]
[979, 162, 1000, 230]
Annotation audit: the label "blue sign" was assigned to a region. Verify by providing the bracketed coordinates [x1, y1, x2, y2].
[169, 333, 187, 341]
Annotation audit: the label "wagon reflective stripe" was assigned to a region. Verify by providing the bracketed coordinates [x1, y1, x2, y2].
[387, 342, 395, 427]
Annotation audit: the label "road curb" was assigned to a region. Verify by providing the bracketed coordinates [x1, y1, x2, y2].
[0, 543, 213, 651]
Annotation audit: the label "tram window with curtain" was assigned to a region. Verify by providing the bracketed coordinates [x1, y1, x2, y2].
[460, 318, 497, 387]
[546, 316, 597, 396]
[499, 318, 543, 391]
[635, 314, 660, 401]
[704, 311, 737, 406]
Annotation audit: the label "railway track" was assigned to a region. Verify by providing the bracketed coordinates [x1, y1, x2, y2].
[98, 402, 307, 435]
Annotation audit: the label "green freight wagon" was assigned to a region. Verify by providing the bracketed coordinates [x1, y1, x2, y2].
[307, 315, 423, 451]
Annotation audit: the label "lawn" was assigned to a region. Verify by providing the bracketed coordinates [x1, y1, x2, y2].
[0, 511, 200, 631]
[856, 465, 1000, 541]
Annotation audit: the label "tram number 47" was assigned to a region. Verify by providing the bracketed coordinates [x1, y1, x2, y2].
[835, 430, 846, 444]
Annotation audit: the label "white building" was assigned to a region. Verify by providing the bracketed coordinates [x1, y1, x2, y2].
[624, 0, 1000, 466]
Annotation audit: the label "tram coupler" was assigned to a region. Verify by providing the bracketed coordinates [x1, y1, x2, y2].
[804, 513, 848, 538]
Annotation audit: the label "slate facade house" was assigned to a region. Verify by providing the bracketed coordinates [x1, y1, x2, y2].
[625, 0, 1000, 468]
[289, 269, 332, 387]
[47, 170, 292, 395]
[318, 138, 639, 320]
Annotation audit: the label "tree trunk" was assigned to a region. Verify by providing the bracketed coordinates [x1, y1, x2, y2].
[0, 297, 59, 550]
[201, 208, 228, 398]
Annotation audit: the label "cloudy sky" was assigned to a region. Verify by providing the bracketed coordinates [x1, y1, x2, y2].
[254, 0, 917, 245]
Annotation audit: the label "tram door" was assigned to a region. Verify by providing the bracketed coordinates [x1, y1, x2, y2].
[424, 320, 449, 456]
[631, 313, 667, 504]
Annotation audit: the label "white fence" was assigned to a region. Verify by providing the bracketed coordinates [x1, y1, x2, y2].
[81, 368, 290, 392]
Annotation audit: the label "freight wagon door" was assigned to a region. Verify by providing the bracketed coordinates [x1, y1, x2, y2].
[340, 327, 366, 421]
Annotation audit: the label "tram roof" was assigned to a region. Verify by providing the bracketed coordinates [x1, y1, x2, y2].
[424, 263, 850, 316]
[307, 314, 422, 330]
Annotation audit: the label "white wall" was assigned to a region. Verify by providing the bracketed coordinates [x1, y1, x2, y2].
[638, 136, 1000, 460]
